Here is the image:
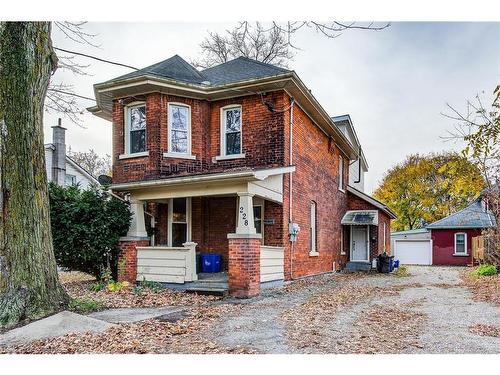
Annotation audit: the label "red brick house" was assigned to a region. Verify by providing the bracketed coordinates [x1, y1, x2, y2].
[89, 55, 395, 297]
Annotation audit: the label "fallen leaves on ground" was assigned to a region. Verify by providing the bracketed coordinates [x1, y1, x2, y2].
[460, 269, 500, 306]
[281, 284, 376, 352]
[336, 302, 427, 354]
[64, 281, 220, 309]
[469, 324, 500, 338]
[0, 304, 256, 354]
[279, 272, 368, 294]
[432, 283, 456, 289]
[58, 271, 95, 284]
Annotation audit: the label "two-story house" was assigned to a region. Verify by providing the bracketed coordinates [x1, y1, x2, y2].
[88, 55, 395, 297]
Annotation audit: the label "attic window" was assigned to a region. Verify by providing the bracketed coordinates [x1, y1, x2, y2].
[125, 103, 146, 154]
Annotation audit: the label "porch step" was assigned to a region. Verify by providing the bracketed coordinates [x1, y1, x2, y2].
[185, 286, 228, 296]
[345, 261, 372, 272]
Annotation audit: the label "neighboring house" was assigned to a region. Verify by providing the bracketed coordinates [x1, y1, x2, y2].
[332, 115, 369, 192]
[44, 120, 99, 189]
[88, 55, 395, 297]
[391, 192, 496, 266]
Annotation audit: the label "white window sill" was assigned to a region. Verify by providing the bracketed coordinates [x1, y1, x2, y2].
[339, 188, 346, 193]
[163, 152, 196, 160]
[214, 153, 246, 161]
[119, 151, 149, 160]
[340, 252, 346, 256]
[453, 253, 469, 257]
[309, 251, 319, 257]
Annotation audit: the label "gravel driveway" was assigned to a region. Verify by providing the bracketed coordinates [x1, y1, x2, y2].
[209, 266, 499, 354]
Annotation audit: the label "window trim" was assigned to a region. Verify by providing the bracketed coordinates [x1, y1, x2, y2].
[167, 197, 192, 247]
[454, 232, 468, 255]
[123, 101, 147, 156]
[340, 226, 346, 255]
[219, 105, 245, 159]
[309, 200, 319, 256]
[165, 102, 195, 159]
[338, 155, 345, 192]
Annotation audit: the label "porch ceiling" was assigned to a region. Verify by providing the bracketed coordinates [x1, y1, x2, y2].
[112, 166, 294, 203]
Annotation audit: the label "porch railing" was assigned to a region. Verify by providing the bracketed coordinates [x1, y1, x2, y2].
[136, 242, 197, 284]
[260, 245, 285, 283]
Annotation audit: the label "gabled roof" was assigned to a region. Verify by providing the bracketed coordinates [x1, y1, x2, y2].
[201, 57, 290, 85]
[107, 55, 206, 85]
[426, 199, 496, 229]
[347, 185, 397, 219]
[332, 114, 368, 171]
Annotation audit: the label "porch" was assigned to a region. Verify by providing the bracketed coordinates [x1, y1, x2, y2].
[116, 167, 293, 297]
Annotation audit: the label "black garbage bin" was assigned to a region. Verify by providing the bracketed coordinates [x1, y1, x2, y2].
[377, 253, 394, 273]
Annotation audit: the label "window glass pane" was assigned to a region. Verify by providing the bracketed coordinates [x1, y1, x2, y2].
[170, 105, 188, 131]
[226, 132, 241, 155]
[172, 223, 187, 247]
[172, 198, 187, 222]
[130, 106, 146, 131]
[456, 234, 465, 253]
[130, 130, 146, 153]
[253, 206, 262, 234]
[225, 108, 241, 132]
[171, 130, 188, 153]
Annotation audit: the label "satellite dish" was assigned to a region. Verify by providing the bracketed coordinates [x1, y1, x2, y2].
[98, 175, 113, 186]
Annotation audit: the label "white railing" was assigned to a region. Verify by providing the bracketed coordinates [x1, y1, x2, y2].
[260, 245, 285, 283]
[136, 242, 197, 284]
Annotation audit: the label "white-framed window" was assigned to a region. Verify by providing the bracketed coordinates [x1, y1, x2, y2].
[340, 227, 346, 255]
[220, 105, 243, 157]
[167, 103, 191, 156]
[124, 102, 147, 155]
[168, 197, 191, 247]
[310, 201, 318, 255]
[454, 232, 467, 255]
[338, 155, 345, 191]
[253, 205, 263, 235]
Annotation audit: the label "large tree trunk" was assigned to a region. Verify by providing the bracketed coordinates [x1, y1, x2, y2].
[0, 22, 69, 328]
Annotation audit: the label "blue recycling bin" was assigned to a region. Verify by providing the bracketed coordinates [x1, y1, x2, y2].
[201, 253, 221, 273]
[394, 259, 400, 269]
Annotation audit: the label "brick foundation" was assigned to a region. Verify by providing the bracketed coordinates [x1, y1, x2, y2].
[117, 238, 150, 283]
[228, 236, 261, 298]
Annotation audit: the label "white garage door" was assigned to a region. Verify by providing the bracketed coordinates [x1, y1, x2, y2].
[394, 240, 432, 265]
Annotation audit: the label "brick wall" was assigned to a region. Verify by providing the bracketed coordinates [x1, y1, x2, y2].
[112, 92, 287, 183]
[281, 98, 349, 279]
[117, 239, 150, 283]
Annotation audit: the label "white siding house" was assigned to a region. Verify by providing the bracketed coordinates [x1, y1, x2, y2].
[45, 121, 99, 189]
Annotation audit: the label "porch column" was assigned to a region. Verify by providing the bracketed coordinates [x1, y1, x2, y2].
[227, 192, 262, 298]
[127, 197, 148, 237]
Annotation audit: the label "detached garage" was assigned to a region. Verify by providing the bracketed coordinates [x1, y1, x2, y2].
[391, 228, 432, 265]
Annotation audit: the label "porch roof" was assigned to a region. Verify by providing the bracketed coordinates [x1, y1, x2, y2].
[341, 210, 379, 226]
[111, 166, 295, 204]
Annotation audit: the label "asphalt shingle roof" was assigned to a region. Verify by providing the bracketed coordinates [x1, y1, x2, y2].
[105, 55, 290, 86]
[426, 199, 496, 229]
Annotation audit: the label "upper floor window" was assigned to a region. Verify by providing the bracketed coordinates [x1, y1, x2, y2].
[221, 106, 242, 156]
[125, 103, 146, 154]
[338, 155, 345, 191]
[454, 233, 467, 255]
[168, 103, 191, 155]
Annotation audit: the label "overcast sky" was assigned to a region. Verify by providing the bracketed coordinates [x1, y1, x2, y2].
[44, 22, 500, 193]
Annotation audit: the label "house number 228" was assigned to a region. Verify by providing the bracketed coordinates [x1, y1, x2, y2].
[239, 207, 248, 226]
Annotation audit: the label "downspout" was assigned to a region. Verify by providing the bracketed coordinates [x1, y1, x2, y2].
[289, 97, 295, 280]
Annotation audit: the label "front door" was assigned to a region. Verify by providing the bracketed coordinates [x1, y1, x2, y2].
[351, 226, 368, 262]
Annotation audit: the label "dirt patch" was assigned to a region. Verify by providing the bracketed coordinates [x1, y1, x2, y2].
[0, 304, 255, 354]
[387, 283, 424, 291]
[432, 283, 456, 289]
[281, 284, 376, 352]
[65, 281, 220, 309]
[469, 324, 500, 338]
[279, 272, 368, 294]
[58, 271, 95, 284]
[460, 270, 500, 306]
[336, 302, 427, 353]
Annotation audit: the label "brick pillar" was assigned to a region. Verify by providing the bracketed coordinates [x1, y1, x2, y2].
[117, 238, 149, 283]
[227, 234, 261, 298]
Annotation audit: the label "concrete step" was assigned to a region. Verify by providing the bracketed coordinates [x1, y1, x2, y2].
[345, 261, 372, 272]
[185, 286, 228, 296]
